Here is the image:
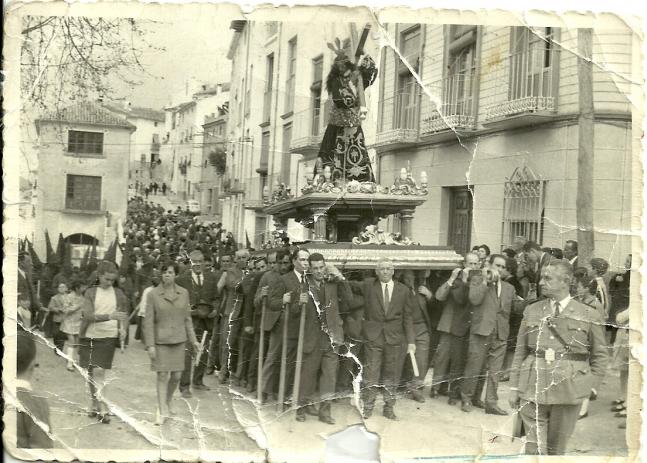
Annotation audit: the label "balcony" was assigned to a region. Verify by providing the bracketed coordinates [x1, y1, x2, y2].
[289, 107, 323, 157]
[483, 46, 557, 127]
[420, 74, 477, 140]
[229, 178, 246, 194]
[375, 92, 420, 151]
[243, 174, 280, 211]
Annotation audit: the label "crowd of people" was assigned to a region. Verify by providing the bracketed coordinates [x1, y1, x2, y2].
[14, 196, 632, 454]
[131, 180, 168, 199]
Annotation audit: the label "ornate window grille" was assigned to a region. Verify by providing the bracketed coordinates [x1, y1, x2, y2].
[501, 166, 545, 248]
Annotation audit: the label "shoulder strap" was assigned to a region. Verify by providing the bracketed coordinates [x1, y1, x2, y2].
[546, 317, 572, 351]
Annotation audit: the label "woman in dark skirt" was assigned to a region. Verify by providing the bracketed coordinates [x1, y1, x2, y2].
[143, 262, 199, 425]
[315, 39, 377, 183]
[79, 261, 129, 423]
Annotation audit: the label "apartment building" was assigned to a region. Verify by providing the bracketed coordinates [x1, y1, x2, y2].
[223, 20, 381, 248]
[104, 100, 165, 184]
[159, 83, 230, 201]
[374, 24, 634, 266]
[201, 109, 228, 218]
[34, 102, 135, 261]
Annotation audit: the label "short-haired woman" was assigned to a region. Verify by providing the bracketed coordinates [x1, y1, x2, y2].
[79, 261, 129, 424]
[144, 261, 200, 425]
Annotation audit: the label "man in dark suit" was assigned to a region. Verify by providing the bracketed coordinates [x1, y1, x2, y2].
[359, 258, 416, 420]
[399, 270, 433, 403]
[460, 254, 516, 415]
[523, 241, 554, 299]
[563, 240, 578, 268]
[432, 252, 480, 403]
[18, 251, 40, 328]
[257, 249, 292, 401]
[206, 253, 232, 375]
[177, 250, 219, 397]
[267, 248, 311, 405]
[509, 260, 608, 454]
[294, 253, 346, 424]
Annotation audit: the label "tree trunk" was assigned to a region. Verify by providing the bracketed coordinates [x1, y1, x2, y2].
[576, 28, 595, 266]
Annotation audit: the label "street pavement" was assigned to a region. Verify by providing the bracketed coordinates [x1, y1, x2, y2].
[28, 329, 628, 460]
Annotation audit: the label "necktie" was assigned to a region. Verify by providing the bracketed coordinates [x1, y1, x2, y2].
[383, 284, 390, 314]
[197, 274, 202, 287]
[554, 301, 561, 317]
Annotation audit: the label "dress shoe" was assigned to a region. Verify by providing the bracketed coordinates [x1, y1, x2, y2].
[590, 389, 598, 401]
[578, 412, 588, 420]
[500, 374, 510, 382]
[618, 422, 626, 429]
[319, 415, 336, 425]
[383, 408, 397, 420]
[611, 399, 625, 406]
[461, 401, 473, 413]
[304, 405, 319, 416]
[616, 410, 627, 418]
[429, 388, 439, 398]
[362, 408, 373, 419]
[409, 389, 426, 403]
[194, 383, 211, 391]
[612, 404, 626, 412]
[485, 405, 508, 416]
[181, 389, 193, 399]
[295, 411, 306, 422]
[448, 397, 458, 406]
[472, 399, 485, 409]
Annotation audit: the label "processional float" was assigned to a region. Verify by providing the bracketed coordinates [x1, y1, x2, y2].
[255, 24, 463, 409]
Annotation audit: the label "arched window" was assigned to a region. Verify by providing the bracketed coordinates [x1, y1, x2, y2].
[64, 233, 99, 246]
[501, 166, 545, 248]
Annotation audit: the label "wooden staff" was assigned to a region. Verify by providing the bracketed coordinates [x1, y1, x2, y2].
[277, 303, 289, 410]
[353, 24, 371, 117]
[257, 295, 267, 402]
[409, 350, 419, 378]
[291, 298, 308, 412]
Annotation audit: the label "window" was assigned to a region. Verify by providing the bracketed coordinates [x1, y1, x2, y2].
[263, 54, 274, 123]
[501, 167, 545, 248]
[259, 131, 270, 173]
[281, 124, 292, 184]
[395, 26, 422, 130]
[509, 27, 556, 102]
[285, 37, 297, 112]
[444, 25, 477, 121]
[311, 55, 324, 136]
[67, 130, 103, 156]
[65, 175, 102, 211]
[266, 21, 278, 38]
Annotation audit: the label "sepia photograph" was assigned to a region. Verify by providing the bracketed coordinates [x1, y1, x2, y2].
[2, 2, 643, 462]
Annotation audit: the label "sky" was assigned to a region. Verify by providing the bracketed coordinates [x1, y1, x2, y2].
[114, 16, 234, 109]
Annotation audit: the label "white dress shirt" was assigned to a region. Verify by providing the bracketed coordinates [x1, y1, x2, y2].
[550, 295, 572, 316]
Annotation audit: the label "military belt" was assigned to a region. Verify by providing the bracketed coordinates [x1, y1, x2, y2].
[527, 348, 589, 362]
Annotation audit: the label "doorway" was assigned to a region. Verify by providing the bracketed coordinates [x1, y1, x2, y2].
[447, 187, 473, 255]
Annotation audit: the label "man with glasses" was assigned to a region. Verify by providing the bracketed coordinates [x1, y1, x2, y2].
[256, 249, 292, 402]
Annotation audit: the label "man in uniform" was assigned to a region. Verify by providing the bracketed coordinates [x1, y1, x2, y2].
[509, 260, 608, 455]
